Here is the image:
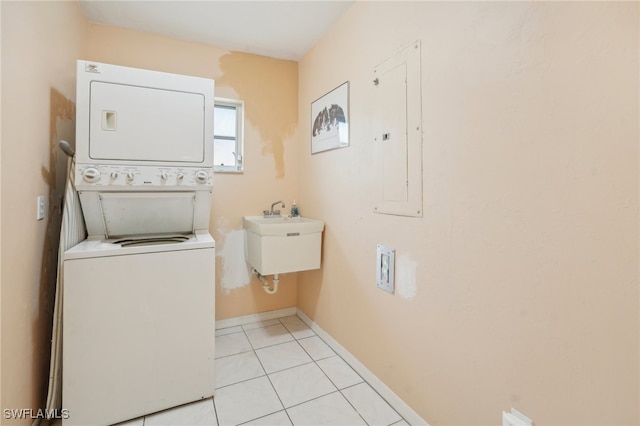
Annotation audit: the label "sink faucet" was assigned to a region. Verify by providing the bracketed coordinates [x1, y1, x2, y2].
[264, 200, 285, 217]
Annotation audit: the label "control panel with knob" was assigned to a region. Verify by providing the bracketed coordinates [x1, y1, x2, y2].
[82, 167, 101, 183]
[74, 164, 213, 189]
[195, 170, 209, 184]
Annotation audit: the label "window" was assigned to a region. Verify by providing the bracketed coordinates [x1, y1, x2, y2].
[214, 98, 244, 172]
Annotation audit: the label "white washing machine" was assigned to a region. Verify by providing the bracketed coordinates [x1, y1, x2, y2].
[63, 232, 215, 425]
[62, 61, 216, 425]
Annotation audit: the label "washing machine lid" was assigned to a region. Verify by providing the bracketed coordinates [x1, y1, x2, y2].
[64, 231, 215, 259]
[99, 192, 195, 238]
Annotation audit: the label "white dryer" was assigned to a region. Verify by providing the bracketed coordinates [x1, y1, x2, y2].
[63, 61, 216, 426]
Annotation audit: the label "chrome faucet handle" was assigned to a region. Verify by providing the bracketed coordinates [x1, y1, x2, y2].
[263, 210, 271, 216]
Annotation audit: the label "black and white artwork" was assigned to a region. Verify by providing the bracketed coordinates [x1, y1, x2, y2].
[311, 81, 349, 154]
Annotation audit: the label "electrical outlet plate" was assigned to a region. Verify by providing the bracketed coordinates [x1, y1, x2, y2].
[36, 196, 45, 220]
[376, 244, 395, 294]
[502, 408, 532, 426]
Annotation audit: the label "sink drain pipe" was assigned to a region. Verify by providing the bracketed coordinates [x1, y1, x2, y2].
[253, 269, 279, 294]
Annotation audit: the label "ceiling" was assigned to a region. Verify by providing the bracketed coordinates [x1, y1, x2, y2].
[78, 1, 354, 61]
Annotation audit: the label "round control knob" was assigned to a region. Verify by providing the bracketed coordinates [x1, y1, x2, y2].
[160, 172, 168, 181]
[176, 173, 185, 182]
[110, 171, 119, 179]
[82, 167, 100, 183]
[126, 172, 135, 183]
[195, 170, 209, 184]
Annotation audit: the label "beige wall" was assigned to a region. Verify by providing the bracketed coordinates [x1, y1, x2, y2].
[1, 1, 88, 421]
[2, 2, 638, 424]
[86, 25, 300, 320]
[297, 2, 639, 425]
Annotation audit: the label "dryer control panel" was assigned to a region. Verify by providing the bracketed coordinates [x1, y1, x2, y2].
[74, 164, 212, 191]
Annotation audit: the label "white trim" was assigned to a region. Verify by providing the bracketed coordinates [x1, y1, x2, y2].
[296, 309, 429, 426]
[215, 307, 297, 330]
[213, 97, 244, 173]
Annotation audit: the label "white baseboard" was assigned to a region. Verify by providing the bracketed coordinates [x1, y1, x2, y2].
[296, 309, 429, 426]
[216, 307, 428, 425]
[215, 307, 297, 330]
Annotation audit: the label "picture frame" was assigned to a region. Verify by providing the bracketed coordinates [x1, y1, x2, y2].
[311, 81, 349, 154]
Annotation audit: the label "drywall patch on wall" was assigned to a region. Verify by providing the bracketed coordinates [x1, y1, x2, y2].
[216, 218, 252, 294]
[396, 254, 417, 300]
[218, 52, 298, 178]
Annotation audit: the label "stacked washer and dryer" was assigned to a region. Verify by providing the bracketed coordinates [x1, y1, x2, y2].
[62, 61, 216, 425]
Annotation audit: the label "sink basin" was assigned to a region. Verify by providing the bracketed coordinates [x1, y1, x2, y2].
[243, 215, 324, 275]
[242, 215, 324, 236]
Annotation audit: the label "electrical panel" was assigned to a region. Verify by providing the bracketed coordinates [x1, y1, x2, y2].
[373, 41, 423, 217]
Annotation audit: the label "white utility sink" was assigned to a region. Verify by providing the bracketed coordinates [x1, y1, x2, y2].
[243, 215, 324, 275]
[242, 215, 324, 236]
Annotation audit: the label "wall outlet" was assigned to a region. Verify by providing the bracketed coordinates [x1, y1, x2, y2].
[376, 244, 395, 294]
[36, 196, 46, 220]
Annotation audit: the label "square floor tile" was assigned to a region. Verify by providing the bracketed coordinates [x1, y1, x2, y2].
[391, 420, 410, 425]
[216, 351, 265, 388]
[145, 399, 217, 426]
[286, 392, 366, 425]
[317, 356, 363, 389]
[268, 362, 336, 408]
[214, 376, 283, 425]
[215, 332, 253, 358]
[239, 410, 292, 425]
[245, 324, 294, 349]
[342, 382, 402, 426]
[297, 336, 335, 360]
[255, 341, 313, 374]
[280, 316, 315, 339]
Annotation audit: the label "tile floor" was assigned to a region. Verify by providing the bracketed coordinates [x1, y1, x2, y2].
[119, 315, 408, 426]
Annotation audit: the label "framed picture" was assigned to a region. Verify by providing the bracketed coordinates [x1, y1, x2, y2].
[311, 81, 349, 154]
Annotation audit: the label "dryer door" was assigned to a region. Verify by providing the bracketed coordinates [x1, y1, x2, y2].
[89, 82, 206, 163]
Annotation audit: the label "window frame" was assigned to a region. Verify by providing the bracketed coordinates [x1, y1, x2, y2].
[213, 98, 244, 173]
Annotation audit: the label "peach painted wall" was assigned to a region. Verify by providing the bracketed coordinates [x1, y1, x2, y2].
[297, 2, 639, 425]
[1, 1, 88, 421]
[86, 24, 299, 320]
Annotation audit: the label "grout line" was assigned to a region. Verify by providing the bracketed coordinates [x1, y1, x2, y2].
[215, 307, 297, 330]
[295, 310, 426, 425]
[215, 347, 254, 360]
[293, 316, 404, 425]
[214, 315, 410, 425]
[236, 410, 287, 426]
[210, 396, 219, 426]
[246, 327, 294, 426]
[265, 358, 315, 376]
[309, 350, 370, 426]
[282, 389, 342, 411]
[214, 372, 268, 391]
